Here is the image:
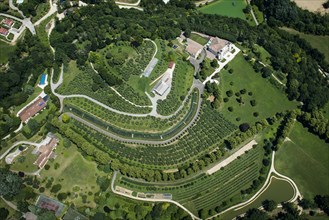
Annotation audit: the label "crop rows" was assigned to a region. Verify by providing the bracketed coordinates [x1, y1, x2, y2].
[68, 106, 237, 167]
[63, 89, 197, 134]
[117, 146, 262, 212]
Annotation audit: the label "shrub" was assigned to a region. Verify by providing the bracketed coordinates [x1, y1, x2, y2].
[57, 193, 67, 201]
[236, 117, 241, 122]
[239, 123, 250, 132]
[39, 187, 45, 193]
[253, 112, 259, 117]
[250, 99, 257, 106]
[248, 91, 253, 96]
[228, 107, 234, 112]
[226, 90, 233, 97]
[44, 164, 50, 170]
[50, 184, 62, 193]
[240, 89, 247, 94]
[223, 98, 229, 103]
[228, 69, 234, 74]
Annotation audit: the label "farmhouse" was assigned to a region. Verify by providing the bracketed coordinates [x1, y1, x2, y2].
[19, 96, 48, 122]
[0, 27, 9, 36]
[185, 38, 203, 58]
[2, 18, 14, 27]
[206, 37, 233, 60]
[34, 135, 58, 168]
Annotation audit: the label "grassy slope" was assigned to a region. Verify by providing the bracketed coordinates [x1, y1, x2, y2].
[275, 122, 329, 200]
[198, 0, 247, 20]
[220, 53, 297, 125]
[281, 27, 329, 63]
[40, 138, 106, 207]
[0, 41, 15, 64]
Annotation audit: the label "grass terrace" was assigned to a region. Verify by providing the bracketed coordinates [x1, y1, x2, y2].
[64, 89, 199, 135]
[219, 53, 298, 125]
[64, 106, 237, 168]
[57, 61, 151, 114]
[275, 122, 329, 200]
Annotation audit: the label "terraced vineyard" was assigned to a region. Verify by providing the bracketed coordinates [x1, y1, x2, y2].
[67, 106, 237, 168]
[63, 89, 199, 135]
[116, 145, 263, 214]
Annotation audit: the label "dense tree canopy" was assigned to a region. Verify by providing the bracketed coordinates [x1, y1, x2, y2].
[0, 168, 23, 199]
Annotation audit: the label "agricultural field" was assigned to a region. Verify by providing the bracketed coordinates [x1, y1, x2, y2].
[64, 89, 198, 135]
[115, 144, 264, 215]
[281, 27, 329, 63]
[157, 59, 194, 115]
[65, 106, 237, 168]
[275, 122, 329, 200]
[219, 53, 298, 125]
[39, 138, 108, 208]
[57, 61, 151, 114]
[198, 0, 247, 20]
[0, 41, 16, 64]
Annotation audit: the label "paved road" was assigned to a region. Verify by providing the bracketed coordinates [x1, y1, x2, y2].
[246, 0, 259, 26]
[34, 0, 58, 26]
[0, 13, 36, 35]
[8, 0, 25, 18]
[111, 171, 201, 220]
[189, 48, 206, 75]
[115, 0, 140, 6]
[142, 38, 158, 76]
[0, 141, 40, 160]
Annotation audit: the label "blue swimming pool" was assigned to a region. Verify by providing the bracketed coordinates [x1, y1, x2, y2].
[40, 74, 46, 85]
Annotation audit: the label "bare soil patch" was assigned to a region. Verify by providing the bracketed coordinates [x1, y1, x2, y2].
[293, 0, 329, 14]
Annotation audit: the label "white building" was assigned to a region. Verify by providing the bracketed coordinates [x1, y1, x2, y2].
[206, 37, 233, 60]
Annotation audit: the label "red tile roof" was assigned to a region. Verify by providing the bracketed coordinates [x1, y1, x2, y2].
[0, 27, 9, 36]
[19, 97, 47, 122]
[3, 18, 14, 27]
[34, 138, 58, 168]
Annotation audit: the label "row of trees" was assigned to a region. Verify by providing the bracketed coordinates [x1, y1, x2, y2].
[252, 0, 329, 35]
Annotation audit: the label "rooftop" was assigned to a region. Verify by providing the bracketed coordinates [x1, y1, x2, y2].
[34, 137, 58, 168]
[208, 37, 229, 53]
[0, 27, 9, 36]
[186, 38, 203, 57]
[2, 18, 14, 27]
[19, 97, 47, 122]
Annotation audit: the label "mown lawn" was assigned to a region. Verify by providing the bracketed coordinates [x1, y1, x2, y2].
[0, 41, 16, 64]
[219, 53, 298, 125]
[40, 138, 107, 208]
[190, 33, 209, 46]
[281, 27, 329, 63]
[275, 122, 329, 200]
[11, 147, 39, 173]
[198, 0, 247, 20]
